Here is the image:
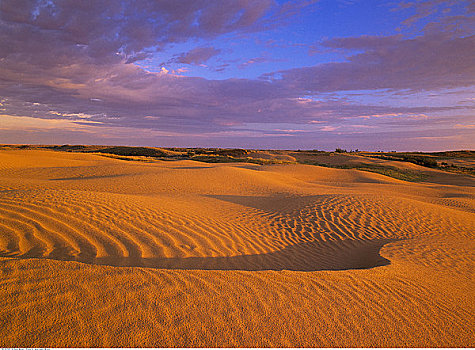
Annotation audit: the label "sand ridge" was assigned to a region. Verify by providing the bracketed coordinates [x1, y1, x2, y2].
[0, 149, 474, 347]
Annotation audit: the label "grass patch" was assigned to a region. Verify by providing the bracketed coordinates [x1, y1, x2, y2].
[299, 160, 428, 182]
[189, 155, 295, 165]
[354, 166, 428, 182]
[438, 165, 475, 176]
[95, 153, 157, 162]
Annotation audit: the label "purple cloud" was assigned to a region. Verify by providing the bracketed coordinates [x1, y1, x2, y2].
[0, 0, 286, 68]
[267, 32, 475, 92]
[171, 47, 222, 65]
[239, 56, 285, 69]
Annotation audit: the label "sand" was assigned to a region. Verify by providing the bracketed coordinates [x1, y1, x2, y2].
[0, 149, 474, 347]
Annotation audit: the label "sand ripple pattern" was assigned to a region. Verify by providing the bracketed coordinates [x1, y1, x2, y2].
[1, 152, 474, 347]
[1, 187, 472, 271]
[1, 257, 473, 347]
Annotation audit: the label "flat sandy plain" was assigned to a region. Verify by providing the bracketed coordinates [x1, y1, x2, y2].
[0, 149, 474, 347]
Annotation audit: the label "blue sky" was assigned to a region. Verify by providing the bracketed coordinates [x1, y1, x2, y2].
[140, 0, 409, 79]
[0, 0, 473, 150]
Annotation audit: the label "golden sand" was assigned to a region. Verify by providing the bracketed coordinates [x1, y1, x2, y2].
[0, 149, 474, 347]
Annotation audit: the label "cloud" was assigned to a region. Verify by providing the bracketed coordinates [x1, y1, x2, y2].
[454, 124, 475, 129]
[239, 56, 284, 69]
[397, 0, 472, 30]
[354, 113, 429, 120]
[0, 0, 283, 60]
[267, 31, 475, 92]
[0, 0, 294, 89]
[0, 0, 304, 113]
[171, 47, 221, 65]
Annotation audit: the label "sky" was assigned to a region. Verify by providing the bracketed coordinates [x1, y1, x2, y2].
[0, 0, 474, 151]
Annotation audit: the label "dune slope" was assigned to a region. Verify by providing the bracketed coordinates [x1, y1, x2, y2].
[0, 150, 474, 347]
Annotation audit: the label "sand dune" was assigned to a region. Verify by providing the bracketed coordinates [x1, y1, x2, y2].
[0, 149, 474, 347]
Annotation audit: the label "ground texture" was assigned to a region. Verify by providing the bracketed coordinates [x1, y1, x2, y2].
[0, 150, 474, 347]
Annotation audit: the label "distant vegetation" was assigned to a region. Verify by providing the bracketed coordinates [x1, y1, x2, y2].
[1, 144, 474, 180]
[48, 145, 170, 157]
[362, 151, 475, 176]
[334, 148, 359, 153]
[367, 153, 438, 168]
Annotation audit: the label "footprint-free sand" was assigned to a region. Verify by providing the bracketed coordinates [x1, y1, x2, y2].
[0, 149, 473, 347]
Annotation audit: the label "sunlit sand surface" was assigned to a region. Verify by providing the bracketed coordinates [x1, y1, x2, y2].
[1, 150, 474, 347]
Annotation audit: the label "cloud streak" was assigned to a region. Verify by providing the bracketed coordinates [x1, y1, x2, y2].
[170, 47, 222, 65]
[269, 33, 475, 92]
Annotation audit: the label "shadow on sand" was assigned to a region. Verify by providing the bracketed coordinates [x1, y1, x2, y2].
[1, 238, 396, 272]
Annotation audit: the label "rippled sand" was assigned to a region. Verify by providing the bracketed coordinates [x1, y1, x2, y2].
[1, 149, 474, 347]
